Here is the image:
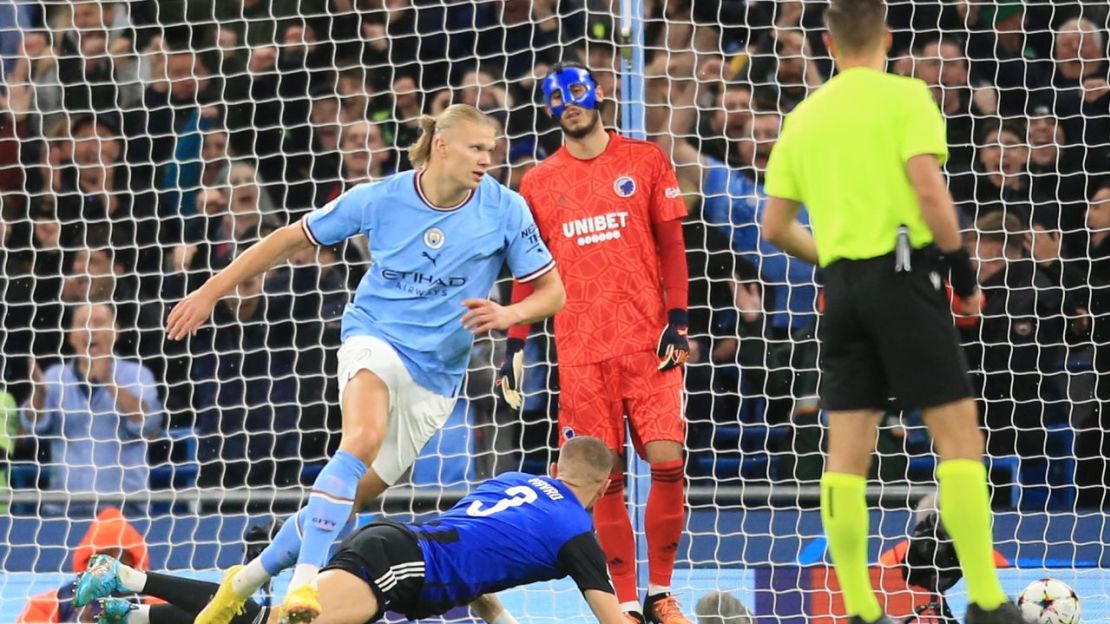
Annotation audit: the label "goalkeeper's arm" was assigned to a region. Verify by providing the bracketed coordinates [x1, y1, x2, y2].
[166, 223, 313, 340]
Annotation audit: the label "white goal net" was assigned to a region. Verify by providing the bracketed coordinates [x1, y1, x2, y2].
[0, 0, 1107, 621]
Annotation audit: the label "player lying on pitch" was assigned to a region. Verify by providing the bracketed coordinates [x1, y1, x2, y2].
[72, 436, 626, 624]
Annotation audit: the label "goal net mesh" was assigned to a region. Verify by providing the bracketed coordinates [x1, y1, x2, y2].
[0, 0, 1107, 620]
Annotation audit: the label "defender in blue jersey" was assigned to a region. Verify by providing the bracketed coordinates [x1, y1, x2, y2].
[167, 104, 566, 624]
[68, 437, 625, 624]
[301, 435, 624, 624]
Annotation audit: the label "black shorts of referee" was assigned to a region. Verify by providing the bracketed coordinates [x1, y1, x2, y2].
[819, 244, 974, 411]
[322, 520, 427, 623]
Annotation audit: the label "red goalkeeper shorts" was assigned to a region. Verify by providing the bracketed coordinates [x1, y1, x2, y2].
[557, 350, 684, 455]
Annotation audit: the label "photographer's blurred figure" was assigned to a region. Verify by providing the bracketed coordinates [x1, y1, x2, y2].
[879, 493, 1010, 623]
[695, 591, 753, 624]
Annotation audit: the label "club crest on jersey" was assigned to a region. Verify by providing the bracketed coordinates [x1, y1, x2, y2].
[423, 227, 445, 249]
[563, 427, 575, 441]
[614, 176, 636, 198]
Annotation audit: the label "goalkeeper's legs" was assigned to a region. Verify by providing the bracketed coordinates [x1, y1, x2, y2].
[821, 410, 884, 623]
[625, 357, 688, 624]
[924, 399, 1008, 611]
[642, 441, 688, 624]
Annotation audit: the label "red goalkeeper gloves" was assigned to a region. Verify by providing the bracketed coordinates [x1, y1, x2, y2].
[497, 338, 526, 409]
[656, 309, 689, 371]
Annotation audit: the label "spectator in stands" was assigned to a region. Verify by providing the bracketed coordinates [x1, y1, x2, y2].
[284, 86, 343, 211]
[1027, 103, 1086, 226]
[0, 47, 32, 206]
[955, 118, 1054, 229]
[455, 69, 510, 117]
[20, 303, 163, 508]
[132, 32, 218, 244]
[1085, 182, 1110, 280]
[221, 160, 278, 223]
[371, 74, 423, 172]
[698, 82, 751, 168]
[1050, 17, 1110, 162]
[60, 237, 163, 363]
[53, 115, 148, 262]
[13, 204, 67, 363]
[963, 212, 1074, 459]
[193, 271, 300, 487]
[316, 120, 389, 204]
[18, 506, 150, 622]
[966, 0, 1051, 116]
[496, 0, 578, 82]
[746, 28, 825, 112]
[336, 67, 371, 124]
[200, 129, 232, 190]
[1076, 181, 1110, 507]
[911, 35, 995, 175]
[164, 169, 280, 304]
[343, 122, 387, 185]
[650, 69, 819, 474]
[694, 590, 753, 624]
[35, 0, 140, 129]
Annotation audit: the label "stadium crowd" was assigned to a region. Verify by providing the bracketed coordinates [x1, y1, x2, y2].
[0, 0, 1107, 513]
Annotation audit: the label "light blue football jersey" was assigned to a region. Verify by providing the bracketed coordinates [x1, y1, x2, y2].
[302, 170, 555, 397]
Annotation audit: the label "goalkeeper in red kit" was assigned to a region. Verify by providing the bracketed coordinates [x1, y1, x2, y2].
[499, 62, 691, 624]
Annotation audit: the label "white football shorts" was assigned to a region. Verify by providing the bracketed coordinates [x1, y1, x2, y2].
[336, 335, 456, 485]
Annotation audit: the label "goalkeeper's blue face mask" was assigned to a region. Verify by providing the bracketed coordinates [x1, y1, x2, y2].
[542, 67, 599, 120]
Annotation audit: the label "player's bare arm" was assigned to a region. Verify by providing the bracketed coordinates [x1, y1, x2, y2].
[584, 589, 628, 624]
[166, 222, 313, 340]
[462, 267, 565, 334]
[905, 154, 982, 315]
[761, 197, 820, 265]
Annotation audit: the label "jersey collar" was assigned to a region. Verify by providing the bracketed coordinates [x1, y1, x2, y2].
[414, 170, 476, 212]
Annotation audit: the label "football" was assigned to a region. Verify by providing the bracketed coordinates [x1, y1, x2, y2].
[1018, 578, 1081, 624]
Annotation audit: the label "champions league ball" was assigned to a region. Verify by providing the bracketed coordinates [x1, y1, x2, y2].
[1018, 578, 1081, 624]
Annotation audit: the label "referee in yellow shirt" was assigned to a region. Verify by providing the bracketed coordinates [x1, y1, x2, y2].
[761, 1, 1022, 623]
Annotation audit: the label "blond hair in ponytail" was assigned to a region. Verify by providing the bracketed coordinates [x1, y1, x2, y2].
[406, 104, 494, 169]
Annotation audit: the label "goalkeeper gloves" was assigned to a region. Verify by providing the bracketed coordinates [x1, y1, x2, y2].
[656, 309, 690, 371]
[497, 338, 526, 409]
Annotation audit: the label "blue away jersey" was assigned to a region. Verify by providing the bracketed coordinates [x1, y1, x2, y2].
[302, 171, 556, 396]
[404, 472, 613, 616]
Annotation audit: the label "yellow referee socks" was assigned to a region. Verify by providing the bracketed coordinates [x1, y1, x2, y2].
[937, 459, 1007, 610]
[821, 472, 883, 622]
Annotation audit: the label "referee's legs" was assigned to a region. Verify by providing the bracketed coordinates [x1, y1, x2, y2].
[821, 409, 884, 623]
[923, 398, 1008, 611]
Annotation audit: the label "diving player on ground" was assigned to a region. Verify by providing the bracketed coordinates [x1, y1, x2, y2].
[498, 62, 691, 624]
[74, 436, 627, 624]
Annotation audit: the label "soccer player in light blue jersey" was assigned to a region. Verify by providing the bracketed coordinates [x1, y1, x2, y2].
[167, 104, 566, 624]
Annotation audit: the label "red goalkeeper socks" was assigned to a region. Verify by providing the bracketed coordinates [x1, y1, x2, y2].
[593, 472, 639, 605]
[646, 459, 685, 590]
